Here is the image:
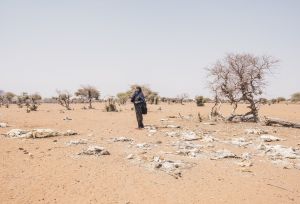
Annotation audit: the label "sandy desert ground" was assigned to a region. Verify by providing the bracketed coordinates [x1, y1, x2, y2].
[0, 103, 300, 204]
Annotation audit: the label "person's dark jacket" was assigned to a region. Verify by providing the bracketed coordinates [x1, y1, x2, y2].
[131, 91, 146, 104]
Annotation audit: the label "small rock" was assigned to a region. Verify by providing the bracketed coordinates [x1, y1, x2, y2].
[144, 125, 157, 131]
[176, 148, 202, 157]
[237, 161, 253, 167]
[148, 129, 157, 134]
[166, 131, 180, 137]
[63, 117, 72, 121]
[113, 137, 133, 142]
[172, 141, 202, 150]
[241, 168, 253, 173]
[166, 125, 181, 129]
[257, 143, 267, 151]
[245, 128, 268, 135]
[229, 137, 252, 147]
[241, 153, 252, 160]
[179, 114, 193, 120]
[155, 163, 162, 169]
[202, 135, 218, 143]
[160, 119, 169, 122]
[294, 163, 300, 170]
[152, 157, 185, 174]
[212, 150, 237, 159]
[271, 160, 293, 169]
[67, 139, 88, 146]
[0, 123, 8, 128]
[260, 135, 282, 142]
[181, 131, 200, 141]
[264, 145, 299, 159]
[126, 154, 134, 160]
[206, 143, 215, 148]
[63, 130, 78, 136]
[203, 122, 216, 126]
[80, 146, 110, 156]
[136, 143, 151, 150]
[173, 170, 182, 178]
[258, 144, 300, 159]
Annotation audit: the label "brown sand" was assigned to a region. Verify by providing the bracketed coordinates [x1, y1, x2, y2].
[0, 103, 300, 204]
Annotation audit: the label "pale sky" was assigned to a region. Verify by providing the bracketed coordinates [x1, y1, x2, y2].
[0, 0, 299, 99]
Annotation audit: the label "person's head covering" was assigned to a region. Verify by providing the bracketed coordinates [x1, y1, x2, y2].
[136, 86, 142, 93]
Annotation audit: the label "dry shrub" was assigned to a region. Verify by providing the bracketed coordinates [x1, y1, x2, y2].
[291, 92, 300, 102]
[105, 98, 118, 112]
[195, 96, 205, 106]
[54, 90, 72, 110]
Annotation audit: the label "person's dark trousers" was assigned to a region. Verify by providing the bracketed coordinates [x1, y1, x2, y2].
[134, 103, 144, 128]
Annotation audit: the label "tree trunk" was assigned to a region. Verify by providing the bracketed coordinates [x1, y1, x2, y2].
[263, 117, 300, 129]
[246, 97, 259, 122]
[89, 99, 92, 109]
[231, 103, 238, 115]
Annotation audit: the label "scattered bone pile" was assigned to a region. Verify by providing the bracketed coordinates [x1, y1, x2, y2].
[120, 124, 300, 177]
[2, 118, 300, 179]
[5, 129, 78, 139]
[126, 153, 193, 179]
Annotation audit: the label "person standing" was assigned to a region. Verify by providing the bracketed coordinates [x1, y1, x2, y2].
[131, 86, 146, 129]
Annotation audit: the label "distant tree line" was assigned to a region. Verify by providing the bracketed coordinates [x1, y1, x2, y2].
[0, 52, 298, 117]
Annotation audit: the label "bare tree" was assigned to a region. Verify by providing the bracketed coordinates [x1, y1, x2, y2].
[16, 92, 28, 108]
[26, 93, 42, 112]
[207, 53, 278, 122]
[105, 97, 118, 112]
[3, 92, 15, 108]
[178, 93, 189, 105]
[208, 86, 224, 119]
[75, 86, 100, 109]
[54, 90, 72, 110]
[0, 90, 4, 107]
